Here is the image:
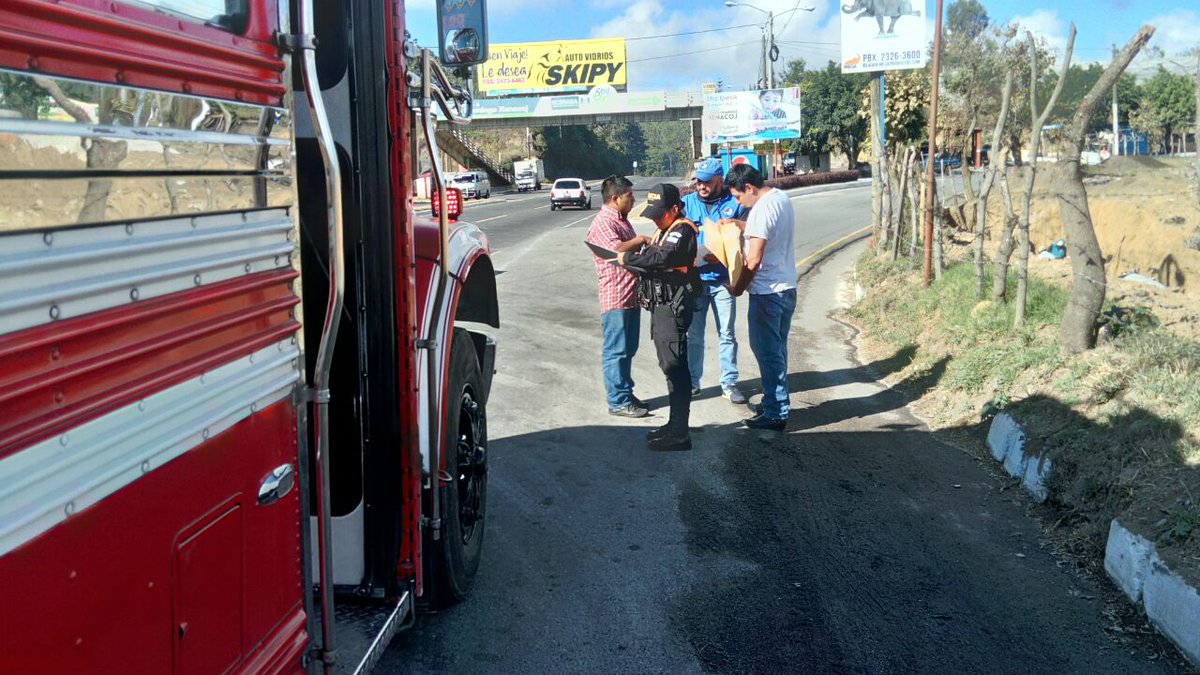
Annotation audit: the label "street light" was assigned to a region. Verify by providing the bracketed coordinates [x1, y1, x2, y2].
[724, 1, 814, 89]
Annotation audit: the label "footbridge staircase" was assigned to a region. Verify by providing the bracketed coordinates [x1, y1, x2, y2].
[436, 127, 513, 186]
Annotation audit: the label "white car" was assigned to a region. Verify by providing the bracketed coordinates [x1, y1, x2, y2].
[450, 171, 490, 199]
[549, 178, 591, 210]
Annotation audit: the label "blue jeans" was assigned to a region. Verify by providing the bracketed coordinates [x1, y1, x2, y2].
[601, 307, 640, 409]
[748, 289, 797, 420]
[687, 281, 738, 389]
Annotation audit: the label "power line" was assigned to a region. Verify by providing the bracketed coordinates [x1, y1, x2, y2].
[625, 22, 760, 41]
[629, 40, 760, 64]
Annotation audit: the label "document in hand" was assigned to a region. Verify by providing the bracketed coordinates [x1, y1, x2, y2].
[700, 220, 745, 287]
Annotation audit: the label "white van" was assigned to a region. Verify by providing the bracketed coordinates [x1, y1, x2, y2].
[449, 170, 491, 199]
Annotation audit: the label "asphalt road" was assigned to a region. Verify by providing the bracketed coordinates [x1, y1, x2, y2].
[379, 179, 1189, 674]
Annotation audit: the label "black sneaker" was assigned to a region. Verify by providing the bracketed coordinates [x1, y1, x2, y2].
[648, 432, 691, 452]
[609, 403, 649, 418]
[646, 424, 674, 441]
[632, 395, 651, 410]
[743, 413, 786, 431]
[690, 386, 702, 398]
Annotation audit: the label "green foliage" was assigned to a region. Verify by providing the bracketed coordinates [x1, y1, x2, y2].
[637, 121, 691, 176]
[858, 69, 929, 153]
[1134, 66, 1196, 152]
[794, 60, 870, 164]
[945, 0, 989, 41]
[0, 73, 49, 119]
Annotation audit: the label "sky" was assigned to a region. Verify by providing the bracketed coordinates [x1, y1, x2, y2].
[406, 1, 1199, 94]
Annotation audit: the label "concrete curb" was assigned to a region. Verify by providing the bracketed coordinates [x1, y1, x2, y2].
[985, 412, 1052, 502]
[986, 413, 1200, 668]
[797, 225, 873, 280]
[1105, 520, 1200, 668]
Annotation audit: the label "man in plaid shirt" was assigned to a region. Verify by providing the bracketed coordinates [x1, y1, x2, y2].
[586, 175, 651, 417]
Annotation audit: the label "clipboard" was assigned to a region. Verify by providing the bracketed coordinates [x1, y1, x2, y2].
[586, 241, 618, 260]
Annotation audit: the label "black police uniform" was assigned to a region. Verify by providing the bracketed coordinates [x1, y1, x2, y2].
[622, 217, 700, 445]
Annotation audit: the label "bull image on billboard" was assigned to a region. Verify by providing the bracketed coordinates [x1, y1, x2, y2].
[701, 88, 802, 144]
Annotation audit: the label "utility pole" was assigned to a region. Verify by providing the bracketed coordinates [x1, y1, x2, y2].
[922, 0, 945, 287]
[767, 10, 775, 88]
[1112, 45, 1120, 156]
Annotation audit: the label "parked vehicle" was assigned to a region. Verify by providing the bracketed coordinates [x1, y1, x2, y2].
[0, 1, 500, 672]
[550, 178, 592, 210]
[513, 158, 545, 192]
[451, 170, 491, 199]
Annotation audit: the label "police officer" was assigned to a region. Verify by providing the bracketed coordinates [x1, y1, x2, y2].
[615, 184, 699, 451]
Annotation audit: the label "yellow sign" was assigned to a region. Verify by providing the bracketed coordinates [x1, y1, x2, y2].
[478, 38, 627, 94]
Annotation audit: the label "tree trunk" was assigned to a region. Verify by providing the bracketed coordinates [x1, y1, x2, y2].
[1194, 52, 1200, 207]
[893, 146, 914, 261]
[1057, 25, 1155, 354]
[992, 152, 1019, 301]
[961, 112, 979, 242]
[976, 72, 1015, 300]
[1016, 26, 1076, 328]
[933, 180, 944, 281]
[880, 149, 893, 253]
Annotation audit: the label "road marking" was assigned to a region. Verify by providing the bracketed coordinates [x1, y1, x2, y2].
[560, 214, 595, 229]
[476, 214, 509, 223]
[795, 225, 871, 270]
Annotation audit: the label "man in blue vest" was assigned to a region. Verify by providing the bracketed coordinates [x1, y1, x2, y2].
[682, 157, 748, 404]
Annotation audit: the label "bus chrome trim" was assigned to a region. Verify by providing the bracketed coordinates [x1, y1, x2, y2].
[0, 337, 300, 557]
[0, 208, 295, 334]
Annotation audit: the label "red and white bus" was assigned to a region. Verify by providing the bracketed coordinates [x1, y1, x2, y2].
[0, 0, 498, 671]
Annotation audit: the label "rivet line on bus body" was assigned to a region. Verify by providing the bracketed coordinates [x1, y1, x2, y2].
[49, 304, 61, 320]
[43, 232, 53, 246]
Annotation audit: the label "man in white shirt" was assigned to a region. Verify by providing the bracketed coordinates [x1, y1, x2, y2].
[723, 164, 796, 431]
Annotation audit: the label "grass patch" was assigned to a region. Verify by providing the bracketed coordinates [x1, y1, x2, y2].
[849, 250, 1200, 575]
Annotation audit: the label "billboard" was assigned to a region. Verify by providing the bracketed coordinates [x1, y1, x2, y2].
[840, 0, 927, 73]
[477, 38, 627, 95]
[465, 89, 666, 120]
[701, 88, 802, 144]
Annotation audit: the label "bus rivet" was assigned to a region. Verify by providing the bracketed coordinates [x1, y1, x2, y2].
[251, 402, 258, 412]
[141, 461, 150, 473]
[203, 428, 211, 439]
[64, 501, 75, 516]
[130, 288, 140, 301]
[59, 434, 69, 446]
[49, 304, 61, 320]
[182, 82, 192, 93]
[138, 400, 146, 411]
[125, 224, 134, 236]
[43, 232, 53, 246]
[244, 263, 252, 273]
[54, 391, 64, 403]
[194, 274, 202, 286]
[28, 57, 39, 69]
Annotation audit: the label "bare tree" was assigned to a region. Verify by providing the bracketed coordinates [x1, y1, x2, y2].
[892, 145, 916, 261]
[1015, 26, 1075, 327]
[974, 71, 1015, 298]
[991, 146, 1020, 299]
[1055, 26, 1156, 354]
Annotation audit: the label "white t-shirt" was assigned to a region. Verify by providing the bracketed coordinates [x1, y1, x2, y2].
[744, 187, 796, 295]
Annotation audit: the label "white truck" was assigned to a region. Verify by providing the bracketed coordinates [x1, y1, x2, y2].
[514, 158, 545, 192]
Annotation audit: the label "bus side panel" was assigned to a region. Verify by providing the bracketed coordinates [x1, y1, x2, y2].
[0, 400, 306, 675]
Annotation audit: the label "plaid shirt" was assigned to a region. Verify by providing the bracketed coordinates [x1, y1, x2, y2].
[586, 205, 640, 313]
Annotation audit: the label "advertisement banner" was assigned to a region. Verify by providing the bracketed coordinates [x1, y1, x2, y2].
[467, 89, 666, 120]
[478, 38, 627, 95]
[701, 88, 802, 144]
[840, 0, 927, 73]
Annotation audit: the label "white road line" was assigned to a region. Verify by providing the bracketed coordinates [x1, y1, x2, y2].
[560, 214, 595, 229]
[476, 214, 509, 223]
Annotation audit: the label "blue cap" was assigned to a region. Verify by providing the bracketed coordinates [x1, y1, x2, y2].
[693, 157, 724, 182]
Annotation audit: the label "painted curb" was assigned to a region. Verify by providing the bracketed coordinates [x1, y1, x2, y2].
[985, 412, 1052, 502]
[1106, 520, 1200, 668]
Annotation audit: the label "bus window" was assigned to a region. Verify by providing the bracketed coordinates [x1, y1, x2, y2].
[132, 0, 250, 33]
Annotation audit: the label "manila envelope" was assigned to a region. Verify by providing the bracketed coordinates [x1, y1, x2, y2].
[701, 219, 745, 287]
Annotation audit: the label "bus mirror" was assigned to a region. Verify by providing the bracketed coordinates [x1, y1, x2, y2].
[432, 188, 464, 222]
[437, 0, 488, 67]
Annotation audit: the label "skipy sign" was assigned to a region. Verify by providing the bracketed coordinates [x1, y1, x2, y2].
[478, 38, 627, 95]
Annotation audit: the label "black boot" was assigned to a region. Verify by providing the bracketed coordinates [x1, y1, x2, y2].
[648, 430, 691, 452]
